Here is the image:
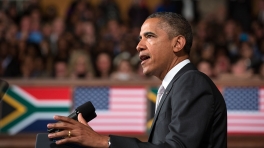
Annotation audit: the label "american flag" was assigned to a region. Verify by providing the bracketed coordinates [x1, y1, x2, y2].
[224, 87, 264, 134]
[73, 86, 147, 134]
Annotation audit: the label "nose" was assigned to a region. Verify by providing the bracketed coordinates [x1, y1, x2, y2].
[136, 40, 145, 52]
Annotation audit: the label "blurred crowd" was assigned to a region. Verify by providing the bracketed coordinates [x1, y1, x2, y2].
[0, 0, 264, 81]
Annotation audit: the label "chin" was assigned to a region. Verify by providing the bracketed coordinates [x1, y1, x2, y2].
[143, 73, 152, 77]
[142, 68, 153, 77]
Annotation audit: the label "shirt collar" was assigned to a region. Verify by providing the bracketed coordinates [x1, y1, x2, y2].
[162, 59, 190, 89]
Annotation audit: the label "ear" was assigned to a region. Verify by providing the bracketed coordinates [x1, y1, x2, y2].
[171, 35, 186, 53]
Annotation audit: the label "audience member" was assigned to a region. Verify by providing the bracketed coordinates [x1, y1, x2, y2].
[17, 15, 31, 41]
[258, 62, 264, 80]
[110, 59, 138, 81]
[227, 0, 252, 31]
[128, 0, 150, 28]
[219, 57, 253, 80]
[42, 4, 58, 23]
[256, 0, 264, 24]
[32, 56, 47, 78]
[155, 0, 177, 13]
[258, 37, 264, 57]
[0, 42, 20, 77]
[200, 43, 215, 63]
[28, 19, 42, 44]
[251, 21, 264, 43]
[213, 51, 231, 77]
[20, 56, 34, 78]
[97, 0, 121, 28]
[224, 19, 240, 58]
[5, 23, 18, 45]
[231, 57, 254, 78]
[94, 52, 113, 79]
[102, 19, 124, 56]
[50, 18, 65, 56]
[81, 21, 97, 49]
[68, 50, 94, 79]
[239, 41, 262, 73]
[53, 60, 68, 79]
[5, 3, 19, 23]
[55, 37, 70, 62]
[197, 60, 214, 78]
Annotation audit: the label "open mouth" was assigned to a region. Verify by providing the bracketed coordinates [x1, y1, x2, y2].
[140, 55, 150, 62]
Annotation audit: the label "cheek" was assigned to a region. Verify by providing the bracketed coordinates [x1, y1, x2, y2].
[147, 39, 154, 45]
[147, 38, 172, 63]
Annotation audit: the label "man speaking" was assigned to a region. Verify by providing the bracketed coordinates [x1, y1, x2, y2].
[47, 12, 227, 148]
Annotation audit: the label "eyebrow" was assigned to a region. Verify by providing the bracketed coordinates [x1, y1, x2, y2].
[138, 32, 156, 40]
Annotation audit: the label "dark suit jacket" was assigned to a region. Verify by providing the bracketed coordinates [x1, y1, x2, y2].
[109, 63, 227, 148]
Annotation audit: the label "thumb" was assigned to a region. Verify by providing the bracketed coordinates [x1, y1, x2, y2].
[78, 113, 88, 125]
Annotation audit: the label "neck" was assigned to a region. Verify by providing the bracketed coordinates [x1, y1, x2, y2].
[158, 55, 189, 80]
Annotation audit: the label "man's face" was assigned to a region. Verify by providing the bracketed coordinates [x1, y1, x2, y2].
[137, 18, 175, 79]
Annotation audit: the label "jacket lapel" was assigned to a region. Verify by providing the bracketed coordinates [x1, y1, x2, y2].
[148, 63, 196, 141]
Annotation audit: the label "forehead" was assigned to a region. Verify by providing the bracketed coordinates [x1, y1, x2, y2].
[140, 18, 163, 34]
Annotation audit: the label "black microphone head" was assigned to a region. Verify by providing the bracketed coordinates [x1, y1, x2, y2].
[47, 101, 97, 133]
[76, 101, 97, 122]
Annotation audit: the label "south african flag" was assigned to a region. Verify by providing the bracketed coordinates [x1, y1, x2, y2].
[0, 85, 71, 135]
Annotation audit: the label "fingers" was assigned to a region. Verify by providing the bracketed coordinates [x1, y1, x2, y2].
[48, 130, 70, 139]
[47, 120, 72, 130]
[47, 115, 79, 129]
[48, 130, 78, 145]
[55, 136, 79, 145]
[55, 137, 68, 145]
[54, 115, 77, 123]
[78, 113, 88, 125]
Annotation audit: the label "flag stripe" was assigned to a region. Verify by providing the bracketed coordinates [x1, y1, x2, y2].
[110, 104, 146, 110]
[228, 126, 264, 132]
[91, 119, 145, 123]
[228, 119, 264, 123]
[111, 98, 146, 103]
[90, 126, 145, 131]
[90, 122, 146, 125]
[94, 111, 146, 116]
[21, 86, 71, 100]
[9, 112, 68, 135]
[12, 86, 70, 106]
[228, 123, 264, 126]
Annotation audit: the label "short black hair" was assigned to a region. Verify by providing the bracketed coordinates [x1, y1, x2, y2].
[147, 12, 193, 55]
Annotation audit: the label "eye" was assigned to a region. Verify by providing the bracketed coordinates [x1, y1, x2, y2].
[146, 34, 153, 38]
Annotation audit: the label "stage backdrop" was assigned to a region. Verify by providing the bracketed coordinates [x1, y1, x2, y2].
[0, 84, 263, 135]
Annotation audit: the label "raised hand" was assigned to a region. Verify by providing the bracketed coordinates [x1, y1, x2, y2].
[47, 113, 109, 148]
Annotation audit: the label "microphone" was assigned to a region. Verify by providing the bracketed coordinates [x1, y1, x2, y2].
[48, 101, 97, 133]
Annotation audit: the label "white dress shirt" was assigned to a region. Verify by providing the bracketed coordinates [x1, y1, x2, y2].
[162, 59, 190, 89]
[155, 59, 190, 113]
